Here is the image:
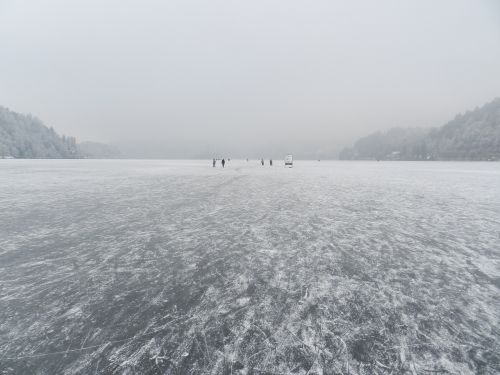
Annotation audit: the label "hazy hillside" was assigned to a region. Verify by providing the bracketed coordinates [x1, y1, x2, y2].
[0, 106, 80, 158]
[78, 141, 121, 159]
[340, 98, 500, 161]
[0, 106, 121, 159]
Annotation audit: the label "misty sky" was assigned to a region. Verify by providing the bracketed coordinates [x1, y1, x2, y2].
[1, 0, 500, 158]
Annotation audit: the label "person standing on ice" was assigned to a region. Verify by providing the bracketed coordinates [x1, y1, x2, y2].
[270, 159, 273, 166]
[222, 158, 226, 168]
[212, 158, 216, 167]
[261, 158, 264, 166]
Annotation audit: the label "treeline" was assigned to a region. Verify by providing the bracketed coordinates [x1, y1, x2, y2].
[0, 106, 80, 158]
[339, 98, 500, 161]
[0, 106, 119, 159]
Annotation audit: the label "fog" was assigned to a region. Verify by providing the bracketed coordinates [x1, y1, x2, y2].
[1, 0, 500, 158]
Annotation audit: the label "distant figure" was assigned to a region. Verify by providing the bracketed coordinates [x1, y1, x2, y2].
[261, 158, 264, 166]
[212, 158, 216, 167]
[222, 158, 226, 168]
[270, 159, 273, 166]
[246, 158, 248, 162]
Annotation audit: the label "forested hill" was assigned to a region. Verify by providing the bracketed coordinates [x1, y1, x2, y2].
[339, 98, 500, 161]
[0, 106, 119, 159]
[0, 106, 79, 158]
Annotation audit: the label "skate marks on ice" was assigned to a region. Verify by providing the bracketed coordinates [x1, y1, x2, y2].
[0, 160, 499, 374]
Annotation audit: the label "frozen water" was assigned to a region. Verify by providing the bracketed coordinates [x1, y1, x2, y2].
[0, 159, 499, 374]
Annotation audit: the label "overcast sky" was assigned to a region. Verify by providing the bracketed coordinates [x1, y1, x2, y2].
[1, 0, 499, 157]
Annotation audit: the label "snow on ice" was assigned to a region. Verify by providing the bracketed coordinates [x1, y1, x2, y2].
[0, 159, 499, 374]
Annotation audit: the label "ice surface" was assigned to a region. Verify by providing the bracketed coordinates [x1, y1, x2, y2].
[0, 160, 499, 374]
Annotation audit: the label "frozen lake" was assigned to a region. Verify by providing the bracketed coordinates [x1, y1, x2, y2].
[0, 160, 499, 374]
